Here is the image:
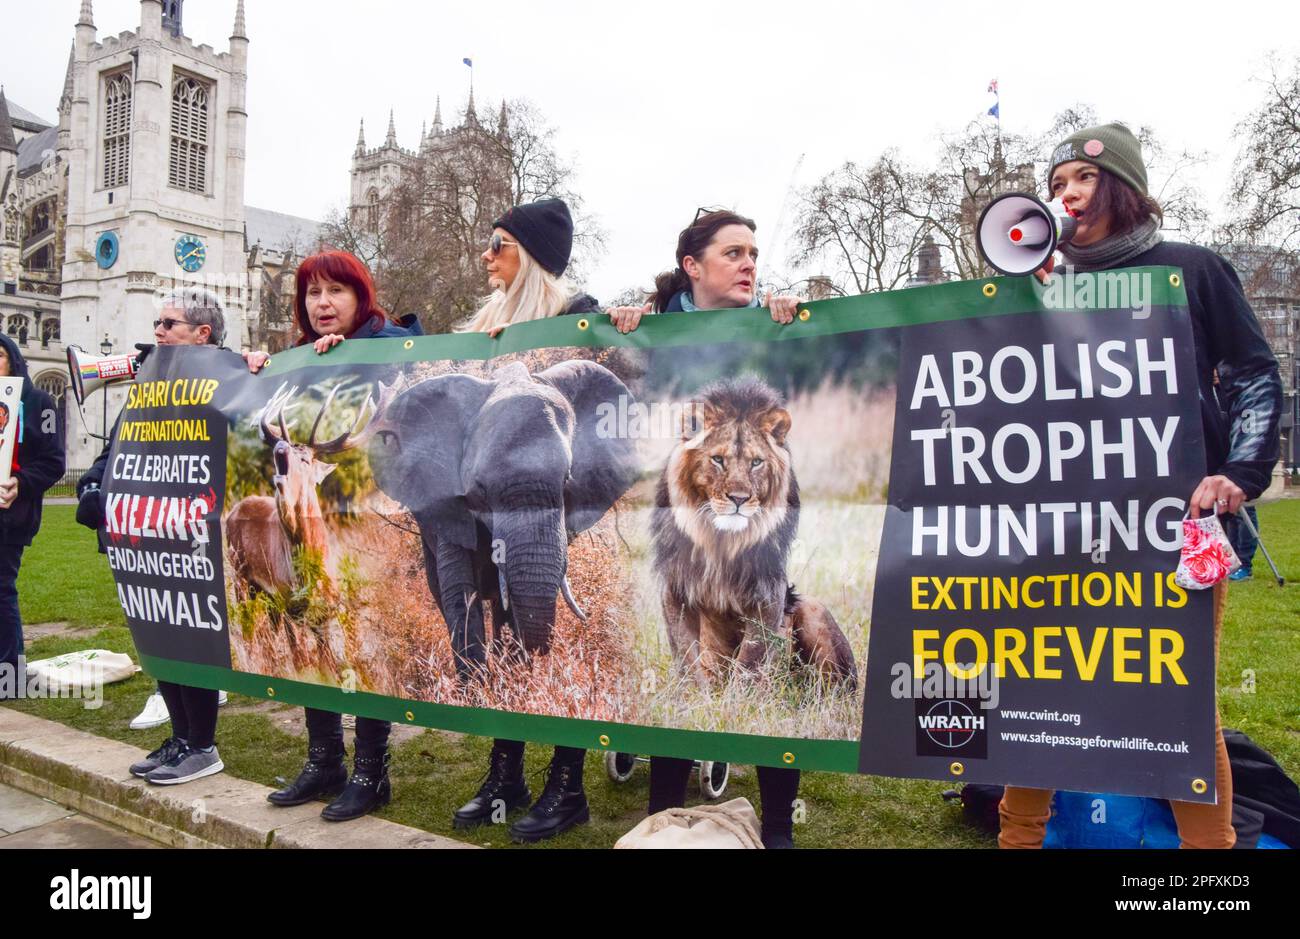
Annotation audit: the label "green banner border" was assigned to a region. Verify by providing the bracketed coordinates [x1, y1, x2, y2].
[141, 654, 860, 772]
[262, 266, 1189, 374]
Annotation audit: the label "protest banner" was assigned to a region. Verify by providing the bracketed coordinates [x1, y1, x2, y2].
[100, 267, 1215, 801]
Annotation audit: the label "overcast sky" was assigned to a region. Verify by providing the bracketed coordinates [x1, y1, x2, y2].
[5, 0, 1299, 301]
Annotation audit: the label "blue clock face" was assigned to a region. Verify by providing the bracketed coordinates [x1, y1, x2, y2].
[174, 234, 206, 272]
[95, 231, 119, 269]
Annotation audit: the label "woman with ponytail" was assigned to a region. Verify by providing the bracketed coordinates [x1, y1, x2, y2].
[607, 208, 801, 331]
[609, 208, 806, 848]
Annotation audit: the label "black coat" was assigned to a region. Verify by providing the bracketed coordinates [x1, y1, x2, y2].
[0, 332, 66, 546]
[1122, 242, 1283, 500]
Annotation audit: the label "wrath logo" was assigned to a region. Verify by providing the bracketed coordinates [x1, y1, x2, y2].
[915, 698, 988, 758]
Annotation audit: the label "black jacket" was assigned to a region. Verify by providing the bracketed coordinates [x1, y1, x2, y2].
[0, 332, 66, 546]
[1121, 242, 1283, 500]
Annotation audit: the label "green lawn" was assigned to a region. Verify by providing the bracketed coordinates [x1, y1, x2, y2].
[5, 502, 1297, 848]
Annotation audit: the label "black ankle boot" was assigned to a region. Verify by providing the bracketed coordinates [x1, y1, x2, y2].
[508, 757, 589, 843]
[267, 739, 347, 807]
[321, 750, 391, 822]
[453, 743, 531, 829]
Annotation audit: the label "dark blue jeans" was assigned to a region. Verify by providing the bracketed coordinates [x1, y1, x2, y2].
[0, 545, 24, 692]
[1228, 506, 1259, 572]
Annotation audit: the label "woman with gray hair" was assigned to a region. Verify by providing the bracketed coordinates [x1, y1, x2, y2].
[78, 286, 248, 785]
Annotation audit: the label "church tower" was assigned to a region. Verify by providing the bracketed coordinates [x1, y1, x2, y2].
[60, 0, 249, 467]
[0, 90, 20, 291]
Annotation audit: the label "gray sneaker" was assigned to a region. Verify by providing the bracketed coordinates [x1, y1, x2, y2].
[144, 745, 224, 785]
[129, 736, 185, 778]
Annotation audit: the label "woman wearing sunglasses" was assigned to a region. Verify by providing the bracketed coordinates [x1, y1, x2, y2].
[998, 124, 1282, 849]
[264, 250, 422, 822]
[452, 198, 602, 843]
[608, 208, 805, 848]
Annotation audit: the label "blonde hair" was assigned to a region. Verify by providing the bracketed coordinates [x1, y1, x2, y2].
[459, 246, 577, 333]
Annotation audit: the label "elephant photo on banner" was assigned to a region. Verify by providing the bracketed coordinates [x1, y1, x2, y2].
[366, 359, 640, 679]
[223, 352, 644, 720]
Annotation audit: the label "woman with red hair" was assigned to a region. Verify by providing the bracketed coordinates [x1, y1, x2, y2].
[258, 250, 422, 822]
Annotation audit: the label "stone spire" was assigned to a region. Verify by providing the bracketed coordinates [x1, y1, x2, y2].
[60, 42, 76, 112]
[0, 89, 17, 155]
[432, 96, 443, 135]
[385, 110, 397, 148]
[465, 87, 478, 127]
[231, 0, 247, 39]
[77, 0, 94, 28]
[497, 100, 508, 135]
[162, 0, 184, 37]
[419, 120, 427, 148]
[355, 118, 365, 155]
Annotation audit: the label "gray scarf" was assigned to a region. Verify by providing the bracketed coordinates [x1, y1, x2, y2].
[1058, 215, 1163, 272]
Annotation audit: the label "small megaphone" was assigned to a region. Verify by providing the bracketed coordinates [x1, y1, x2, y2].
[976, 192, 1079, 276]
[66, 344, 139, 406]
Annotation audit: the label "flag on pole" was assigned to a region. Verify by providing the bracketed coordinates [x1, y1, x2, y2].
[987, 78, 998, 94]
[988, 102, 1000, 119]
[463, 57, 473, 67]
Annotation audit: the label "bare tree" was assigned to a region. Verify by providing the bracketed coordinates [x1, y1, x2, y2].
[789, 151, 935, 294]
[1228, 57, 1300, 251]
[789, 108, 1210, 295]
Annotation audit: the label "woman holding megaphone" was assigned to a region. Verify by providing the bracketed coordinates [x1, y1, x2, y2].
[996, 123, 1283, 849]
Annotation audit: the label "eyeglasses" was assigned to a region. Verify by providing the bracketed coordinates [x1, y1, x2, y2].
[692, 206, 728, 225]
[153, 317, 194, 332]
[487, 234, 520, 256]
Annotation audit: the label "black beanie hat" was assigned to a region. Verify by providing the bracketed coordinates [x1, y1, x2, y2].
[492, 198, 574, 277]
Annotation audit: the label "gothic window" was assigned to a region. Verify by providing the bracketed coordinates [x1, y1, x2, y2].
[35, 372, 67, 404]
[6, 315, 29, 345]
[102, 70, 132, 188]
[169, 73, 210, 193]
[41, 317, 61, 347]
[29, 245, 54, 272]
[366, 188, 380, 232]
[28, 201, 52, 237]
[34, 371, 68, 445]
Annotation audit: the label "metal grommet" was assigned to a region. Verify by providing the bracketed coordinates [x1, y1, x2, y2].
[982, 283, 997, 298]
[1169, 273, 1181, 288]
[403, 339, 414, 350]
[782, 752, 795, 765]
[577, 318, 590, 330]
[798, 308, 811, 322]
[1191, 778, 1208, 795]
[598, 734, 610, 747]
[405, 710, 415, 722]
[266, 687, 275, 697]
[950, 761, 964, 776]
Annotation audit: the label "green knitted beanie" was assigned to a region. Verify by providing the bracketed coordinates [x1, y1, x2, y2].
[1046, 122, 1148, 197]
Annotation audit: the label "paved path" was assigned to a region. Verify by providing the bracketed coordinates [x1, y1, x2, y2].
[0, 780, 160, 848]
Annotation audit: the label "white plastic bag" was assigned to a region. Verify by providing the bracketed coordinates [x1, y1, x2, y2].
[25, 650, 139, 692]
